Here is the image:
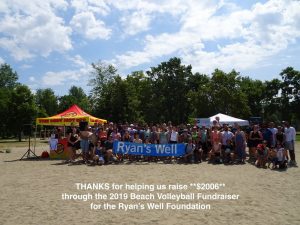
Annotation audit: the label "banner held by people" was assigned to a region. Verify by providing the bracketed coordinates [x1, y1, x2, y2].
[113, 141, 186, 157]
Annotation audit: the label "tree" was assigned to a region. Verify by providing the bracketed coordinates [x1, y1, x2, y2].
[187, 73, 213, 118]
[89, 61, 118, 116]
[209, 69, 250, 118]
[240, 77, 265, 116]
[124, 71, 148, 123]
[58, 86, 90, 112]
[146, 57, 192, 124]
[8, 85, 37, 141]
[0, 88, 12, 138]
[0, 63, 18, 88]
[280, 67, 300, 122]
[109, 76, 128, 122]
[35, 88, 58, 117]
[263, 79, 282, 122]
[0, 63, 19, 138]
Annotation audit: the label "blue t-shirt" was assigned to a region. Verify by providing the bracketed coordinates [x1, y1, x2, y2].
[262, 129, 273, 147]
[95, 148, 104, 157]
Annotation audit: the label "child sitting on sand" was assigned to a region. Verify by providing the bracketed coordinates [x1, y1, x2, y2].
[93, 141, 105, 165]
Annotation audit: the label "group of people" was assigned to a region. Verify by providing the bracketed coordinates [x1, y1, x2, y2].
[50, 119, 297, 169]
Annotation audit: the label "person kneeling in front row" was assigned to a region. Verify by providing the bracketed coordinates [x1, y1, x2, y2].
[183, 138, 195, 163]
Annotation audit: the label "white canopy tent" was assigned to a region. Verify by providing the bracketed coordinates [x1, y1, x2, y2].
[209, 113, 249, 126]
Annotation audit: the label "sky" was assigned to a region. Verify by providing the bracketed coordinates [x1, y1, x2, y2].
[0, 0, 300, 96]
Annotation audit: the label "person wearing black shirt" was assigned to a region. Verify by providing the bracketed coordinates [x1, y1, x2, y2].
[67, 126, 80, 162]
[103, 135, 116, 163]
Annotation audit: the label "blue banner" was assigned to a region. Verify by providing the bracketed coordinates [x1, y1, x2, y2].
[113, 141, 186, 157]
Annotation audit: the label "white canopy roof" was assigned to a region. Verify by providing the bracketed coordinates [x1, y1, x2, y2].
[209, 113, 249, 126]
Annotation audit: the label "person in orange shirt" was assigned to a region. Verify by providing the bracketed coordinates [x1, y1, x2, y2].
[98, 126, 107, 146]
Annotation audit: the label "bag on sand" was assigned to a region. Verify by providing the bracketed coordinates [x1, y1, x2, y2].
[41, 151, 49, 158]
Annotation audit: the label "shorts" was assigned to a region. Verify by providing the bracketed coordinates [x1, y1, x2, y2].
[213, 143, 220, 151]
[285, 141, 294, 151]
[80, 139, 89, 152]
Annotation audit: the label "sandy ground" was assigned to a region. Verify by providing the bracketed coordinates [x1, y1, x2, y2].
[1, 143, 300, 225]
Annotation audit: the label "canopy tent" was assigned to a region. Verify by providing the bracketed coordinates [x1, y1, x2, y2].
[36, 104, 107, 126]
[209, 113, 249, 126]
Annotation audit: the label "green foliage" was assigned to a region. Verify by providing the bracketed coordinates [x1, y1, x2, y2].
[208, 69, 250, 118]
[0, 63, 18, 88]
[0, 64, 19, 138]
[58, 86, 90, 112]
[89, 61, 118, 117]
[88, 59, 300, 125]
[1, 61, 300, 134]
[146, 57, 192, 123]
[35, 88, 58, 116]
[240, 77, 265, 116]
[280, 67, 300, 121]
[8, 85, 37, 141]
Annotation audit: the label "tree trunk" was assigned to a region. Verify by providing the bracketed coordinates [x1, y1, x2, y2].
[18, 130, 22, 142]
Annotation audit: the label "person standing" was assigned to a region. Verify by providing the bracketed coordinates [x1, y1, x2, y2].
[234, 126, 246, 164]
[159, 124, 169, 144]
[268, 122, 278, 147]
[169, 126, 178, 144]
[275, 126, 285, 146]
[199, 126, 208, 160]
[261, 123, 273, 148]
[248, 125, 263, 160]
[284, 122, 297, 166]
[80, 124, 93, 164]
[221, 124, 234, 158]
[209, 126, 222, 162]
[67, 126, 80, 162]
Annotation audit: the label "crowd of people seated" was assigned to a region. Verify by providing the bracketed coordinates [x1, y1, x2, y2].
[50, 119, 297, 169]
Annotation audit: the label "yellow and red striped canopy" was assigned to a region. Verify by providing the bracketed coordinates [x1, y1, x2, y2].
[36, 104, 107, 126]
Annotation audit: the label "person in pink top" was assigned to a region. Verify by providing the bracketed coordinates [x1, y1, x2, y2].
[209, 126, 222, 162]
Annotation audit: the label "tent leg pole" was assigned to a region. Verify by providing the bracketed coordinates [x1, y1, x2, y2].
[33, 124, 37, 154]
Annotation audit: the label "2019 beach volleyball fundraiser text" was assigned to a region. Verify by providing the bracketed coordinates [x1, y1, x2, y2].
[61, 182, 240, 211]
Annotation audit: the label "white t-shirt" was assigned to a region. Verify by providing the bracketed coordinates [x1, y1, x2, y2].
[170, 131, 178, 142]
[221, 131, 234, 145]
[284, 127, 296, 142]
[49, 138, 58, 151]
[276, 147, 286, 161]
